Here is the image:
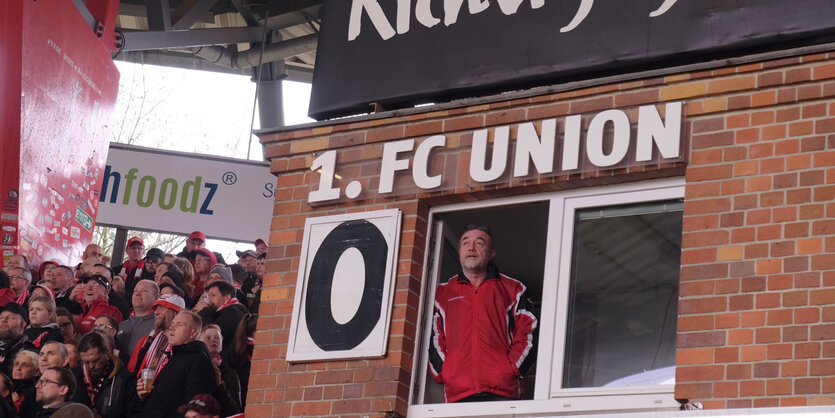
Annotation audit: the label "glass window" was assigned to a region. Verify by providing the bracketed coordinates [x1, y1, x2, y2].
[410, 180, 685, 416]
[562, 201, 682, 388]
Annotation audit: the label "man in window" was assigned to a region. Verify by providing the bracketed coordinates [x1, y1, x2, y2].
[429, 225, 538, 403]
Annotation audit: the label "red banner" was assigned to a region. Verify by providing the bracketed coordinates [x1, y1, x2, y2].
[1, 0, 119, 268]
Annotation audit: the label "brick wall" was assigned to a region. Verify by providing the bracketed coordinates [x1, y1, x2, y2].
[674, 54, 835, 408]
[251, 51, 835, 416]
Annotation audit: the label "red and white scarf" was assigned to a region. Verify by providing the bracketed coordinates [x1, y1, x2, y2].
[14, 289, 28, 305]
[216, 297, 239, 312]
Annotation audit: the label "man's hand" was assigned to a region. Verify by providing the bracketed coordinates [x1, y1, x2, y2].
[136, 379, 149, 399]
[70, 285, 84, 302]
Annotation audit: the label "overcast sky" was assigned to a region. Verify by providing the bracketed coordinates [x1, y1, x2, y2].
[106, 61, 314, 260]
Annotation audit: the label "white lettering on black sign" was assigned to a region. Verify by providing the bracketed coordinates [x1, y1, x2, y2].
[348, 0, 679, 41]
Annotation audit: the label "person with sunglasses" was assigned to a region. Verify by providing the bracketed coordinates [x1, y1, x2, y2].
[428, 225, 538, 403]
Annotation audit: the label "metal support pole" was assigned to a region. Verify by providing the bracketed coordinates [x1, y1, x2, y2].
[111, 227, 128, 270]
[257, 63, 286, 131]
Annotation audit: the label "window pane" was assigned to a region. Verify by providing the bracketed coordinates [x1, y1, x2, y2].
[562, 200, 682, 388]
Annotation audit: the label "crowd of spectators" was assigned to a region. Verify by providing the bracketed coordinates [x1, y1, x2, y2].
[0, 231, 265, 418]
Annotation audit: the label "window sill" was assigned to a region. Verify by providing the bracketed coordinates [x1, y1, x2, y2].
[409, 385, 678, 417]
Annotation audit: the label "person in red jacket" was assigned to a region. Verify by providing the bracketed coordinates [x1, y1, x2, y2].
[428, 225, 538, 403]
[76, 274, 123, 335]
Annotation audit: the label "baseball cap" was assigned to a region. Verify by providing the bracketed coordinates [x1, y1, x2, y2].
[153, 293, 185, 313]
[235, 249, 258, 259]
[177, 394, 220, 416]
[126, 237, 144, 248]
[83, 274, 111, 290]
[144, 248, 165, 262]
[188, 231, 207, 242]
[0, 302, 29, 324]
[33, 284, 56, 300]
[254, 238, 267, 247]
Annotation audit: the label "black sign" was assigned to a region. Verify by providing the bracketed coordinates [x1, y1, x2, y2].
[309, 0, 835, 120]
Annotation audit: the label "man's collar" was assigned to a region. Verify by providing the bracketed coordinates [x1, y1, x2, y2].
[456, 263, 500, 284]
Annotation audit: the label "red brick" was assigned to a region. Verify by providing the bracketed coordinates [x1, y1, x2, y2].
[754, 362, 779, 377]
[756, 327, 781, 343]
[740, 380, 765, 396]
[715, 346, 739, 363]
[677, 365, 725, 382]
[679, 315, 715, 331]
[766, 379, 792, 395]
[680, 297, 727, 314]
[796, 378, 821, 394]
[727, 364, 752, 379]
[713, 381, 738, 398]
[796, 307, 821, 323]
[678, 331, 726, 348]
[741, 311, 765, 327]
[331, 399, 372, 414]
[677, 348, 715, 365]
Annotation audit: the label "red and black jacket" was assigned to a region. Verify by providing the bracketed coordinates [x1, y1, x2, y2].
[429, 264, 538, 403]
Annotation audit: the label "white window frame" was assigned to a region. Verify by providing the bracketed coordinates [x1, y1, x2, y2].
[409, 178, 685, 417]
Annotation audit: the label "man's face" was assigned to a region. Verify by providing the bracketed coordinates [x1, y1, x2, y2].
[39, 343, 68, 373]
[154, 263, 169, 284]
[57, 315, 76, 341]
[126, 243, 145, 262]
[7, 254, 25, 269]
[256, 243, 268, 254]
[239, 256, 256, 273]
[80, 347, 110, 379]
[0, 311, 24, 339]
[256, 258, 266, 278]
[52, 267, 72, 291]
[167, 313, 197, 346]
[144, 257, 161, 274]
[94, 317, 118, 337]
[207, 287, 227, 309]
[83, 244, 103, 261]
[7, 267, 30, 293]
[186, 238, 205, 252]
[133, 281, 158, 313]
[154, 306, 177, 330]
[83, 280, 109, 304]
[35, 369, 68, 406]
[78, 258, 98, 277]
[458, 229, 495, 271]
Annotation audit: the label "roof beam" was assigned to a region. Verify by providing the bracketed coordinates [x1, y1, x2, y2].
[229, 0, 260, 26]
[146, 0, 171, 31]
[171, 0, 219, 30]
[122, 26, 265, 51]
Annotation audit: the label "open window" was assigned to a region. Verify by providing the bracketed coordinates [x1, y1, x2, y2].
[410, 179, 684, 416]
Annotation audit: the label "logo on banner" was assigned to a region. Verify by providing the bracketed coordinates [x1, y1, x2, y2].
[74, 207, 93, 232]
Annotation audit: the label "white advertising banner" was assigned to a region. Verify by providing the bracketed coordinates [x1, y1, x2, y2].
[97, 143, 276, 242]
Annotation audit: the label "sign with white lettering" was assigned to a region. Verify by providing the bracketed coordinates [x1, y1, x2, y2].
[286, 209, 402, 361]
[97, 144, 276, 242]
[308, 101, 684, 204]
[310, 0, 835, 119]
